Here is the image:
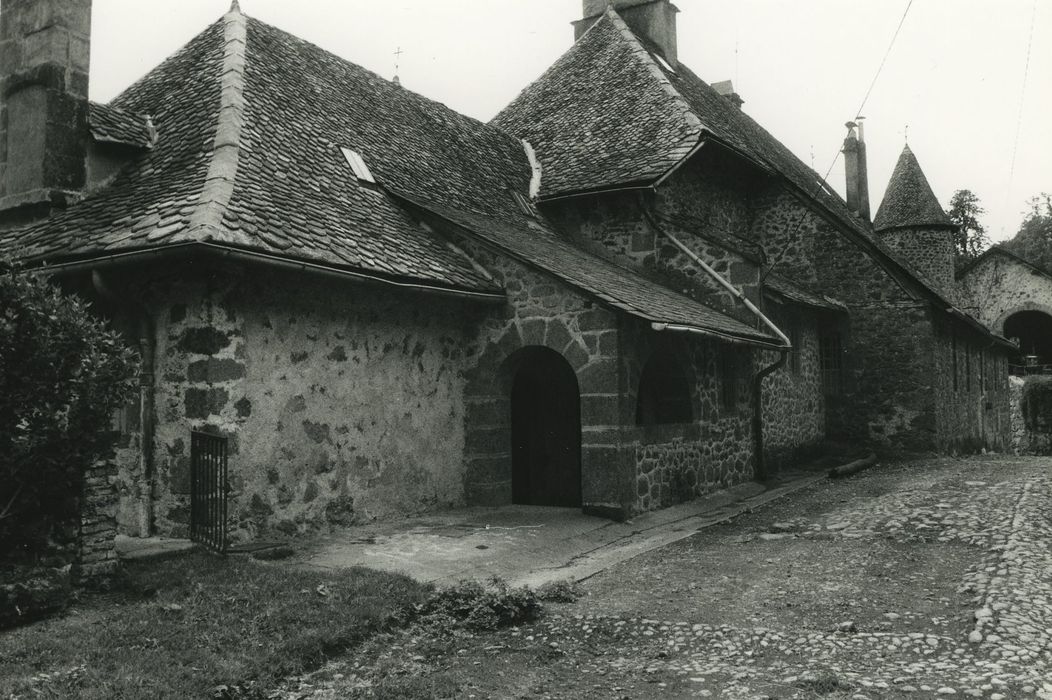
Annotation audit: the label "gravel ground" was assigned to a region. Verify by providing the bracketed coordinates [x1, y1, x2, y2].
[273, 454, 1052, 699]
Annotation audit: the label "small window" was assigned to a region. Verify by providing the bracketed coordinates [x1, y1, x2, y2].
[720, 352, 738, 411]
[340, 147, 376, 184]
[819, 332, 842, 396]
[636, 352, 693, 426]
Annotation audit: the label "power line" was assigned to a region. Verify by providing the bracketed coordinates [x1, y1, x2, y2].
[762, 0, 914, 281]
[855, 0, 914, 119]
[1003, 0, 1038, 235]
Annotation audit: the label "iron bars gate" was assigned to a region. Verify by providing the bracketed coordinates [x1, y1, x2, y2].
[190, 431, 228, 554]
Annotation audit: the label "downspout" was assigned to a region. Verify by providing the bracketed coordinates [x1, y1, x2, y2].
[92, 270, 155, 537]
[639, 204, 791, 481]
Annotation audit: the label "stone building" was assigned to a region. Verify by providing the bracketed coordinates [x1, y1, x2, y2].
[959, 247, 1052, 369]
[0, 0, 1014, 543]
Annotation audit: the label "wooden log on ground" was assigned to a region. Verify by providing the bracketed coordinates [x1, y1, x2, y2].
[828, 453, 878, 479]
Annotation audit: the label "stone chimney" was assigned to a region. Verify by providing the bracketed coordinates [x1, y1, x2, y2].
[0, 0, 91, 218]
[574, 0, 679, 66]
[842, 120, 870, 221]
[712, 80, 744, 110]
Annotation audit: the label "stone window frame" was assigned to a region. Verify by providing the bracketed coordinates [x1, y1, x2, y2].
[635, 348, 694, 427]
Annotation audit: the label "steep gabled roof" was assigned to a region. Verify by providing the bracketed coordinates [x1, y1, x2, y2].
[493, 13, 701, 197]
[957, 245, 1052, 281]
[0, 7, 511, 294]
[873, 144, 954, 231]
[0, 5, 779, 346]
[493, 8, 1008, 343]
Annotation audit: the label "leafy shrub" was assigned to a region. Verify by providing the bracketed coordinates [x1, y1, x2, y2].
[536, 579, 582, 603]
[1021, 375, 1052, 432]
[0, 264, 138, 561]
[408, 577, 542, 631]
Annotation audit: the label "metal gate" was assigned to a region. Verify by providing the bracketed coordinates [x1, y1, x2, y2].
[190, 431, 228, 554]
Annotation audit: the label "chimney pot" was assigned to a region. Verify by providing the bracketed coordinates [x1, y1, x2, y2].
[712, 80, 745, 110]
[842, 120, 871, 221]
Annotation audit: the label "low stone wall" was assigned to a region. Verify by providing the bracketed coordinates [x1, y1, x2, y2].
[634, 430, 752, 513]
[75, 457, 119, 584]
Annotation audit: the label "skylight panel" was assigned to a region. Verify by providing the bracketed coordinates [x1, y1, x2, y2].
[340, 147, 376, 184]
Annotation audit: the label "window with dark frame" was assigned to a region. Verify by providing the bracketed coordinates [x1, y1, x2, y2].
[636, 352, 693, 426]
[819, 332, 842, 396]
[966, 341, 972, 392]
[952, 330, 959, 393]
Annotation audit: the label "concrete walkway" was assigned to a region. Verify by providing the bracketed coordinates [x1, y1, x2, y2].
[291, 470, 825, 588]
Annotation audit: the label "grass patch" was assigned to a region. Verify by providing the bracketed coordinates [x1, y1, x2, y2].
[0, 552, 428, 699]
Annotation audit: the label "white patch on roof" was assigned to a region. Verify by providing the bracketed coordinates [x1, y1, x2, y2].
[522, 139, 542, 199]
[340, 147, 376, 184]
[652, 51, 676, 74]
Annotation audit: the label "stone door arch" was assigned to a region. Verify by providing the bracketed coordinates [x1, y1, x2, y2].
[509, 346, 582, 506]
[1002, 308, 1052, 367]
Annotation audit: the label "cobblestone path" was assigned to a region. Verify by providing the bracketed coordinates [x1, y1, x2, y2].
[278, 457, 1052, 699]
[522, 467, 1052, 698]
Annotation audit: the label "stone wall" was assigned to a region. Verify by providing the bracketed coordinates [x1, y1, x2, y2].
[545, 152, 763, 326]
[931, 316, 1012, 453]
[878, 227, 956, 301]
[959, 251, 1052, 333]
[75, 457, 119, 583]
[621, 322, 756, 514]
[760, 302, 825, 472]
[456, 236, 630, 515]
[125, 261, 479, 540]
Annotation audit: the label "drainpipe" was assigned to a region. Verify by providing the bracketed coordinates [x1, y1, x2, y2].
[639, 204, 791, 481]
[92, 270, 155, 537]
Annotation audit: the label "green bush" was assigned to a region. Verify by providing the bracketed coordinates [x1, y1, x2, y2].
[1021, 375, 1052, 432]
[409, 577, 542, 631]
[0, 264, 138, 561]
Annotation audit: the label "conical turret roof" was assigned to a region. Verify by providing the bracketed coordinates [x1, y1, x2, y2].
[873, 144, 954, 231]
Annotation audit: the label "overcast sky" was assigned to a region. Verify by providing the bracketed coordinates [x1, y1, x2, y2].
[90, 0, 1051, 242]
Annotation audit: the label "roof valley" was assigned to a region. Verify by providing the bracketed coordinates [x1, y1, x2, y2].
[177, 3, 250, 245]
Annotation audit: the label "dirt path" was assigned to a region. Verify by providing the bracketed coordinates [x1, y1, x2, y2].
[275, 455, 1052, 699]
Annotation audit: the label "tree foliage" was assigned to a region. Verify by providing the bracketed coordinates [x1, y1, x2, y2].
[1003, 193, 1052, 273]
[947, 189, 990, 266]
[0, 265, 139, 561]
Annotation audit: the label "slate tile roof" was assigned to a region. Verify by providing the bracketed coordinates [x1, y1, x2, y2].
[492, 15, 699, 197]
[0, 9, 502, 293]
[395, 193, 783, 347]
[88, 102, 154, 148]
[493, 8, 977, 320]
[0, 5, 776, 344]
[0, 19, 226, 262]
[873, 144, 955, 231]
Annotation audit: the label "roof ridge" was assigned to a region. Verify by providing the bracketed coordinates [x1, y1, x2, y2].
[176, 4, 250, 245]
[601, 8, 705, 138]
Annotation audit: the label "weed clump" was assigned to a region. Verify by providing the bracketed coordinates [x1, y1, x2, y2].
[536, 579, 582, 603]
[409, 577, 541, 631]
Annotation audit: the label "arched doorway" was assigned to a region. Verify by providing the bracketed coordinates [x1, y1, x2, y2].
[1004, 310, 1052, 370]
[510, 347, 582, 507]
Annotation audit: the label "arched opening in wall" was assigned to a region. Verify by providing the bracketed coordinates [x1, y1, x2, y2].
[510, 346, 582, 507]
[1004, 310, 1052, 372]
[636, 348, 693, 426]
